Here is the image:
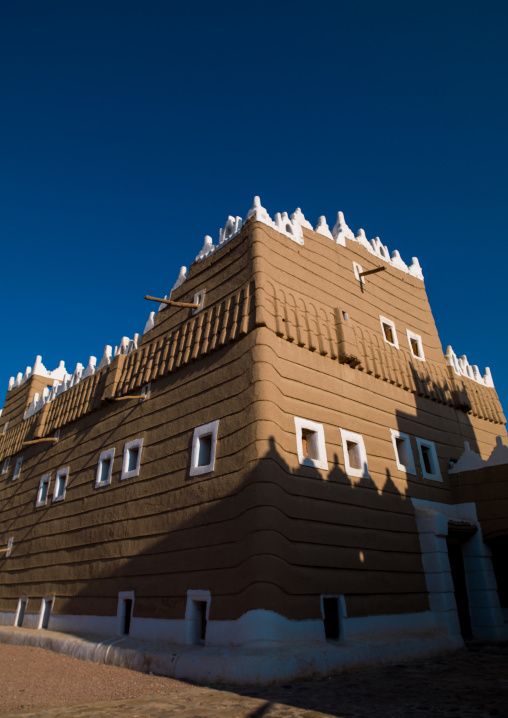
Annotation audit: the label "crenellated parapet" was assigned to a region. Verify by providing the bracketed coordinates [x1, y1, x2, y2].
[191, 196, 424, 280]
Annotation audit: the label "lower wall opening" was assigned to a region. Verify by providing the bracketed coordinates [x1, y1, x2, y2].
[40, 598, 53, 630]
[322, 596, 340, 641]
[15, 599, 27, 628]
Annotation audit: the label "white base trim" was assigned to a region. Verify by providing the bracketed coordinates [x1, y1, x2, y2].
[0, 607, 462, 684]
[412, 498, 508, 642]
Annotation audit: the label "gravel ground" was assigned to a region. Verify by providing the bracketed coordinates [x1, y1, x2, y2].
[0, 644, 197, 714]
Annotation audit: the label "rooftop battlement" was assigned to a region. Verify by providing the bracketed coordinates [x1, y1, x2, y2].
[2, 197, 497, 426]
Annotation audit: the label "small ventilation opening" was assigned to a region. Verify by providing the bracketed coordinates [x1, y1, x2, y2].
[346, 441, 362, 470]
[126, 447, 139, 473]
[301, 429, 319, 460]
[16, 600, 27, 627]
[197, 435, 212, 467]
[41, 599, 53, 630]
[286, 224, 292, 234]
[383, 323, 394, 344]
[323, 597, 340, 640]
[420, 445, 434, 474]
[122, 598, 133, 635]
[396, 437, 411, 467]
[99, 458, 111, 484]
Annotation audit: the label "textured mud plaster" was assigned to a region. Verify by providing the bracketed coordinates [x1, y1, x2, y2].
[0, 200, 507, 684]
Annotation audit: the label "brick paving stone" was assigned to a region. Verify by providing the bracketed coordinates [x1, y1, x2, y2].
[1, 641, 507, 718]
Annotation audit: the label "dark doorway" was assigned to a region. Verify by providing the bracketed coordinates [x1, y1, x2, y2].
[487, 535, 508, 616]
[446, 535, 472, 639]
[323, 597, 340, 640]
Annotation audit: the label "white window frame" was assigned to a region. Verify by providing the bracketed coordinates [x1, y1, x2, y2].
[380, 316, 399, 348]
[2, 457, 10, 475]
[185, 589, 211, 645]
[36, 474, 51, 507]
[192, 289, 206, 315]
[353, 262, 365, 284]
[95, 448, 115, 488]
[390, 430, 416, 475]
[13, 457, 23, 480]
[294, 417, 328, 471]
[415, 438, 442, 481]
[5, 537, 13, 558]
[340, 429, 370, 479]
[38, 596, 54, 630]
[14, 597, 28, 627]
[190, 420, 219, 477]
[407, 329, 425, 361]
[2, 421, 9, 435]
[53, 466, 69, 502]
[121, 438, 143, 480]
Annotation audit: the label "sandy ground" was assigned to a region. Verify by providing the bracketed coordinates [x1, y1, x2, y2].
[0, 644, 197, 714]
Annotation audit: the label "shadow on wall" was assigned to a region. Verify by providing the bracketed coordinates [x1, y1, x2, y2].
[55, 431, 431, 634]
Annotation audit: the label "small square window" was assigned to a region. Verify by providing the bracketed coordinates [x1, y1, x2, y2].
[390, 430, 416, 475]
[415, 438, 442, 481]
[192, 289, 206, 315]
[407, 330, 425, 361]
[2, 421, 9, 435]
[340, 429, 370, 479]
[380, 316, 398, 348]
[36, 474, 51, 507]
[294, 417, 328, 471]
[13, 457, 23, 480]
[353, 262, 365, 284]
[190, 420, 219, 477]
[2, 457, 10, 475]
[121, 438, 143, 480]
[95, 448, 115, 487]
[53, 467, 69, 501]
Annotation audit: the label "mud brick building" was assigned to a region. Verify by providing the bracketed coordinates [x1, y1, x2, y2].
[0, 197, 507, 680]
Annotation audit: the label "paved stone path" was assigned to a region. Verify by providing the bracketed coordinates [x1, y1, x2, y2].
[2, 641, 508, 718]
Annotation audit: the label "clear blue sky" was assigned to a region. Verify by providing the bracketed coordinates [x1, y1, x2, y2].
[1, 1, 507, 413]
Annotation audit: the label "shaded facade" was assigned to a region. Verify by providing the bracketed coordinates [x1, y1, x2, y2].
[0, 198, 507, 678]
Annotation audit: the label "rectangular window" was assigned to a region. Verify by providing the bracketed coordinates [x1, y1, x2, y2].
[121, 438, 143, 480]
[294, 417, 328, 471]
[340, 429, 370, 479]
[390, 430, 416, 474]
[117, 591, 135, 636]
[36, 475, 51, 507]
[39, 597, 53, 630]
[190, 420, 219, 477]
[415, 438, 442, 481]
[2, 457, 10, 475]
[380, 316, 398, 348]
[185, 590, 211, 645]
[53, 467, 69, 502]
[95, 448, 115, 487]
[15, 598, 28, 628]
[2, 421, 9, 435]
[322, 596, 340, 641]
[13, 457, 23, 480]
[407, 330, 425, 361]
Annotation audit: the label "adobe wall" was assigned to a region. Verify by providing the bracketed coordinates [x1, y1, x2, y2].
[0, 216, 505, 634]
